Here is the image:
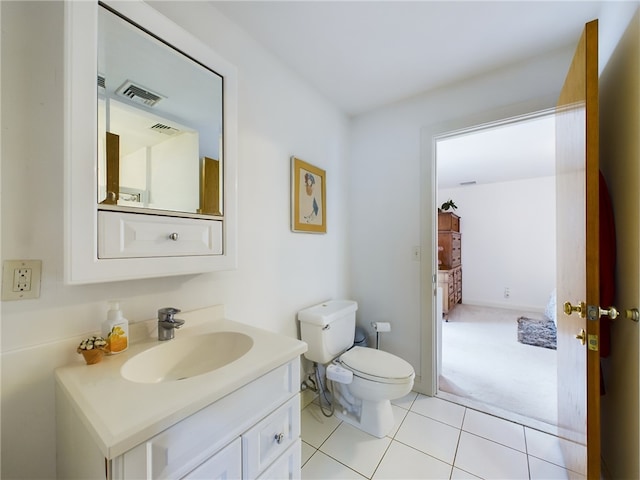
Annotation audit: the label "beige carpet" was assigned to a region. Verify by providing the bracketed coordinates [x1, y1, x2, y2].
[439, 304, 557, 427]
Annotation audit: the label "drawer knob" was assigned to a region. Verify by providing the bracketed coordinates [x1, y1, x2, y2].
[274, 432, 285, 444]
[168, 232, 179, 241]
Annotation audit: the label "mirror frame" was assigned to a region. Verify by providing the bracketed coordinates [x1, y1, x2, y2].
[64, 0, 238, 284]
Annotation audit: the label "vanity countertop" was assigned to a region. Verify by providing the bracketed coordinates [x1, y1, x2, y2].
[55, 306, 307, 459]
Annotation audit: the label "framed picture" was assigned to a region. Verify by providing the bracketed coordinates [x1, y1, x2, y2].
[291, 156, 326, 233]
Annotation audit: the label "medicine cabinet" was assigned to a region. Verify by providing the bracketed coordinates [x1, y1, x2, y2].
[64, 0, 237, 284]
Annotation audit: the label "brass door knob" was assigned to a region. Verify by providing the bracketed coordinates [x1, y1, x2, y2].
[564, 301, 585, 318]
[575, 329, 586, 345]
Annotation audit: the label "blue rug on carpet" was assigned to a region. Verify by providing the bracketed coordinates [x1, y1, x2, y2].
[517, 316, 557, 350]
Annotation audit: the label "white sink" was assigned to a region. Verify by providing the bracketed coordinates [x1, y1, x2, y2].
[121, 332, 253, 383]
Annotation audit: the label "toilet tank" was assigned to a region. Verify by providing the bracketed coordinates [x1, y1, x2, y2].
[297, 300, 358, 364]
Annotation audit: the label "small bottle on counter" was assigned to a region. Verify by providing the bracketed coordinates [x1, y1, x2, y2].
[102, 301, 129, 354]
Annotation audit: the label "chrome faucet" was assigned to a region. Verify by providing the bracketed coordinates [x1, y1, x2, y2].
[157, 307, 185, 341]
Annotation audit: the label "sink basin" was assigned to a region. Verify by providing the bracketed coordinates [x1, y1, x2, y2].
[121, 332, 253, 383]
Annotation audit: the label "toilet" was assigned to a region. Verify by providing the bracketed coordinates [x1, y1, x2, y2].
[297, 300, 415, 438]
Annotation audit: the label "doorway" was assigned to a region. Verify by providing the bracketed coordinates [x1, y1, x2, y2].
[432, 109, 559, 432]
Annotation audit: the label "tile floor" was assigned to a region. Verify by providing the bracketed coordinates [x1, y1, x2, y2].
[301, 392, 586, 480]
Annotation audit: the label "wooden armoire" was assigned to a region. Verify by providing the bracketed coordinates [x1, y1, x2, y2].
[437, 212, 462, 318]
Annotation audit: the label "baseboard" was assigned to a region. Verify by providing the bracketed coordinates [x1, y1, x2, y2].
[461, 300, 545, 314]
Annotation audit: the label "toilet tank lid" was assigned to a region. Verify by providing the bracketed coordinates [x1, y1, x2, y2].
[297, 300, 358, 326]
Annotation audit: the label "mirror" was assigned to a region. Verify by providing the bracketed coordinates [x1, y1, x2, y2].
[97, 4, 223, 216]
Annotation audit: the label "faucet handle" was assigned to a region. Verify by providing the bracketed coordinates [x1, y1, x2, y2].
[158, 307, 181, 321]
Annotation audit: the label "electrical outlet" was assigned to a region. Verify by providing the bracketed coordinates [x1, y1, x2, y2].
[504, 287, 510, 299]
[2, 260, 42, 301]
[412, 246, 421, 261]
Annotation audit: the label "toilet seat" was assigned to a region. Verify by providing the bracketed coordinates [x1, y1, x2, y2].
[339, 347, 414, 385]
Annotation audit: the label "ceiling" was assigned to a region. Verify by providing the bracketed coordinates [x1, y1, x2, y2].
[212, 1, 604, 117]
[209, 1, 603, 186]
[436, 112, 556, 189]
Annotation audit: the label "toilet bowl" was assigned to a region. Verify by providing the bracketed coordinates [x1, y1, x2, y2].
[331, 346, 414, 437]
[297, 300, 415, 438]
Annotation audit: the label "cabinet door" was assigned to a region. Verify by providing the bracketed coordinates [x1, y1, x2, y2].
[242, 396, 300, 479]
[182, 438, 241, 480]
[257, 439, 301, 480]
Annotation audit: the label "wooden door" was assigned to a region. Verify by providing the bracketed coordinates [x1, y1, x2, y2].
[555, 20, 600, 478]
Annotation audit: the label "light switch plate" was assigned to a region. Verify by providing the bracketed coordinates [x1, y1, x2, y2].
[2, 260, 42, 301]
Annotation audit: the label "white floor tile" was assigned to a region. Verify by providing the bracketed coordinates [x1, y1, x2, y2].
[387, 404, 409, 438]
[302, 451, 366, 480]
[455, 432, 529, 479]
[450, 467, 482, 479]
[319, 422, 392, 478]
[301, 441, 316, 467]
[411, 394, 466, 428]
[372, 441, 453, 479]
[463, 408, 526, 452]
[529, 456, 586, 480]
[391, 390, 418, 410]
[394, 411, 460, 464]
[301, 403, 342, 448]
[525, 428, 586, 476]
[300, 394, 580, 480]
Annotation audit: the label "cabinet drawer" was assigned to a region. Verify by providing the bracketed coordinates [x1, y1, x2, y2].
[257, 439, 301, 480]
[243, 395, 300, 479]
[98, 211, 222, 259]
[182, 438, 241, 479]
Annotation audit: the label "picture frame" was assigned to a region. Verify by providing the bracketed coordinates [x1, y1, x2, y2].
[291, 156, 326, 233]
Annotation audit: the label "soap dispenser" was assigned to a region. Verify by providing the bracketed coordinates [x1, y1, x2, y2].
[102, 301, 129, 354]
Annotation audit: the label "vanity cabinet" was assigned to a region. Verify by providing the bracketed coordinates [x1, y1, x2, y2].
[57, 359, 302, 479]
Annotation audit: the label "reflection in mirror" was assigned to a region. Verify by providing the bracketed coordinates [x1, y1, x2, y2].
[97, 4, 223, 216]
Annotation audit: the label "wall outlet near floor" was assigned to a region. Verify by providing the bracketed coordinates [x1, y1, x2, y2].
[2, 260, 42, 301]
[504, 287, 510, 298]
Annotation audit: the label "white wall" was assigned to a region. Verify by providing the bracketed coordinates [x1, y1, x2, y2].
[0, 2, 349, 478]
[349, 48, 572, 384]
[439, 176, 556, 312]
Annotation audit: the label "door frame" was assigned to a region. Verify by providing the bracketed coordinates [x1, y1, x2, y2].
[415, 99, 558, 397]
